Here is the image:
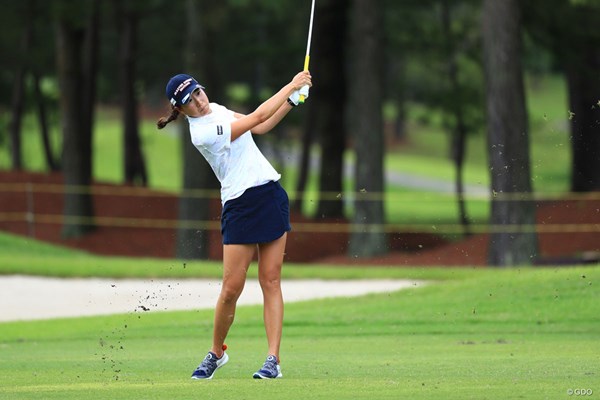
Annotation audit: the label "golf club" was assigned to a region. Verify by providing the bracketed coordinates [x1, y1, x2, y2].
[299, 0, 316, 103]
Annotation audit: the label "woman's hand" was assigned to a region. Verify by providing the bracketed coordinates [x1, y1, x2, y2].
[290, 71, 312, 91]
[230, 71, 313, 140]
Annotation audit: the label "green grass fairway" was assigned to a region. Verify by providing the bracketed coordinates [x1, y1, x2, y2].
[1, 245, 598, 400]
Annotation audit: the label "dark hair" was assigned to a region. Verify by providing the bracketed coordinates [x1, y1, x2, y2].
[156, 106, 180, 129]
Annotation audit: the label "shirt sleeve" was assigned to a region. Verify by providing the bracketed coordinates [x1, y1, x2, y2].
[190, 121, 232, 153]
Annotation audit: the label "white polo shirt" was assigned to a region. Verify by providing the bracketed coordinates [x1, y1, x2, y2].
[187, 103, 281, 204]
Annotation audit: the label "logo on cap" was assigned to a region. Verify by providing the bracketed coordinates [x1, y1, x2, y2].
[174, 79, 193, 96]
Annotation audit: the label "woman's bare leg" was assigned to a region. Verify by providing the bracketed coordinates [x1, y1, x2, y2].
[257, 233, 287, 360]
[211, 243, 255, 356]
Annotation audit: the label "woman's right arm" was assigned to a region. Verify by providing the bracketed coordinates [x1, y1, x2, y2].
[229, 71, 311, 141]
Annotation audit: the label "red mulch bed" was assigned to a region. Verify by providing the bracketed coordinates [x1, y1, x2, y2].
[1, 171, 598, 266]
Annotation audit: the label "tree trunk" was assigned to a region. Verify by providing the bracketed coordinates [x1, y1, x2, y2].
[176, 0, 221, 259]
[294, 103, 317, 212]
[8, 5, 33, 170]
[9, 68, 26, 171]
[521, 0, 600, 191]
[442, 0, 470, 235]
[117, 5, 147, 186]
[314, 0, 348, 219]
[33, 72, 60, 171]
[81, 0, 99, 153]
[452, 123, 470, 233]
[348, 0, 387, 258]
[388, 57, 407, 142]
[56, 3, 98, 239]
[482, 0, 538, 266]
[566, 48, 600, 192]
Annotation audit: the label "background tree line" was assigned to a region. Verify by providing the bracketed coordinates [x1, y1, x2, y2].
[0, 0, 598, 266]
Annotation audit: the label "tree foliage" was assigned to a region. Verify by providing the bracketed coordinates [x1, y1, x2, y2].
[0, 0, 597, 262]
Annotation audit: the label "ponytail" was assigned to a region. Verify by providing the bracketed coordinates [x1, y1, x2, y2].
[156, 107, 180, 129]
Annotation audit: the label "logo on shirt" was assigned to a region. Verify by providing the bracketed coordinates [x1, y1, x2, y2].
[217, 125, 223, 135]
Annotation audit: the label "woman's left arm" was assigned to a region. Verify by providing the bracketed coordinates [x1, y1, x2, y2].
[234, 101, 293, 135]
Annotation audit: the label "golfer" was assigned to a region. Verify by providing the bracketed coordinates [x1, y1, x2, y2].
[157, 70, 312, 379]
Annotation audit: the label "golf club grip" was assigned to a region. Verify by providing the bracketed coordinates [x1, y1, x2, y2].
[299, 55, 311, 103]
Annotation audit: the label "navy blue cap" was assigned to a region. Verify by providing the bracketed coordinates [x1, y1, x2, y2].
[165, 74, 204, 106]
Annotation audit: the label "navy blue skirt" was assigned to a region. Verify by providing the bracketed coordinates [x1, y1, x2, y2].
[221, 181, 291, 245]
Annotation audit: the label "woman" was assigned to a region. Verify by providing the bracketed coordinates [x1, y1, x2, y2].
[157, 70, 312, 380]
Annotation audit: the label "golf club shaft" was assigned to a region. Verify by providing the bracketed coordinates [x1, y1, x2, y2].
[299, 0, 316, 103]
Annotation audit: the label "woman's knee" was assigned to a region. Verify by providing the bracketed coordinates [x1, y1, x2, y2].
[220, 280, 245, 303]
[259, 271, 281, 291]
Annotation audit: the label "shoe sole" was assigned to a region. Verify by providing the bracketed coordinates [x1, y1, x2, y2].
[253, 371, 282, 379]
[191, 352, 229, 380]
[252, 374, 283, 379]
[253, 374, 282, 379]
